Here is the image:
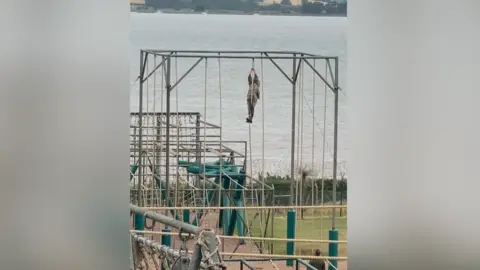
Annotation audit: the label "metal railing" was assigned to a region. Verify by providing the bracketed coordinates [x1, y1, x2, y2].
[130, 204, 225, 270]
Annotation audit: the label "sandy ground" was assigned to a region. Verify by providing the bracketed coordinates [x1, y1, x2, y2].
[132, 212, 347, 270]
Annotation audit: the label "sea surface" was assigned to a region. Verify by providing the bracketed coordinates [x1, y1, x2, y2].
[130, 13, 347, 178]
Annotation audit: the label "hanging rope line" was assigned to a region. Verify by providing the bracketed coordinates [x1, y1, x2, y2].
[260, 54, 266, 251]
[159, 56, 165, 207]
[299, 75, 341, 176]
[248, 58, 254, 187]
[246, 57, 277, 269]
[202, 58, 208, 227]
[300, 59, 305, 173]
[152, 55, 157, 207]
[310, 59, 316, 230]
[320, 60, 328, 236]
[175, 53, 180, 222]
[144, 57, 150, 207]
[218, 54, 223, 209]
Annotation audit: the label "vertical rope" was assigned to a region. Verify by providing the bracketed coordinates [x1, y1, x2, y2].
[311, 60, 316, 228]
[248, 59, 254, 212]
[202, 58, 208, 227]
[174, 54, 180, 239]
[260, 55, 266, 250]
[300, 61, 304, 170]
[151, 55, 156, 208]
[218, 54, 223, 211]
[159, 57, 165, 208]
[320, 60, 328, 237]
[144, 58, 150, 207]
[299, 59, 305, 210]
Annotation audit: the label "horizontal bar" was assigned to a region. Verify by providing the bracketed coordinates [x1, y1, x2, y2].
[148, 53, 336, 60]
[223, 258, 289, 262]
[130, 204, 202, 235]
[130, 188, 274, 192]
[131, 140, 247, 144]
[144, 49, 319, 56]
[131, 135, 221, 138]
[132, 230, 347, 244]
[130, 236, 347, 261]
[145, 205, 347, 211]
[131, 112, 201, 116]
[130, 126, 218, 130]
[220, 252, 347, 261]
[296, 259, 318, 269]
[240, 259, 256, 270]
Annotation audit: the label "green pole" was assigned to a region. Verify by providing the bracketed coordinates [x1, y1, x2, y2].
[183, 209, 190, 224]
[286, 209, 296, 266]
[223, 196, 231, 233]
[161, 228, 172, 270]
[134, 214, 145, 232]
[328, 229, 339, 270]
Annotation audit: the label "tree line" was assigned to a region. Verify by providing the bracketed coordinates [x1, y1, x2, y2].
[145, 0, 347, 15]
[253, 173, 347, 206]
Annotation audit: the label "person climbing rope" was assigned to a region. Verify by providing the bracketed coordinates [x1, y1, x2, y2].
[246, 68, 260, 123]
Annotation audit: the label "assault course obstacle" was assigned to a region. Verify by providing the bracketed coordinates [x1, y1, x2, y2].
[130, 50, 346, 270]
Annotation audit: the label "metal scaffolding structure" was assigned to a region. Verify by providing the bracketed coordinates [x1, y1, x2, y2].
[130, 112, 247, 202]
[130, 49, 343, 269]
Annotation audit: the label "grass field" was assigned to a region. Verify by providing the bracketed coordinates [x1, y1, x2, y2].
[247, 209, 347, 257]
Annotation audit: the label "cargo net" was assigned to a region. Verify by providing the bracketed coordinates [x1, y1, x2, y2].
[131, 230, 226, 270]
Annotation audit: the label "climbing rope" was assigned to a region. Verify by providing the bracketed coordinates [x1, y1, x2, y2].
[320, 60, 328, 235]
[247, 58, 255, 248]
[196, 230, 226, 269]
[144, 213, 156, 230]
[175, 53, 180, 226]
[201, 58, 208, 227]
[158, 56, 165, 207]
[260, 54, 266, 251]
[218, 53, 223, 210]
[250, 55, 280, 270]
[152, 56, 157, 207]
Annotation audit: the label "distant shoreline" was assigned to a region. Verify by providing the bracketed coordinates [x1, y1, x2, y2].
[135, 9, 346, 17]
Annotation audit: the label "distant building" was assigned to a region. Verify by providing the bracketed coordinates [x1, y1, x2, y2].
[131, 0, 145, 10]
[262, 0, 303, 6]
[130, 0, 157, 13]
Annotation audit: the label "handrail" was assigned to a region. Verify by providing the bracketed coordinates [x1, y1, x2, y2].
[240, 259, 256, 270]
[297, 258, 320, 270]
[130, 204, 201, 235]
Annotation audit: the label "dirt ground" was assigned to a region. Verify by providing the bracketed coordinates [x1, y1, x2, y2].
[132, 212, 347, 270]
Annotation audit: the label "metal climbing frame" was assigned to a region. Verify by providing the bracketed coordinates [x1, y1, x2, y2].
[130, 112, 248, 206]
[133, 49, 343, 269]
[136, 49, 340, 223]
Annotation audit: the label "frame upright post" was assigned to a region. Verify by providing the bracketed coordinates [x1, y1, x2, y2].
[137, 51, 145, 207]
[332, 57, 339, 228]
[286, 54, 297, 267]
[328, 57, 340, 270]
[289, 55, 297, 206]
[165, 56, 172, 219]
[135, 50, 146, 233]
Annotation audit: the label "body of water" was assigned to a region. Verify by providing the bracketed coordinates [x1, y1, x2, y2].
[130, 13, 347, 177]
